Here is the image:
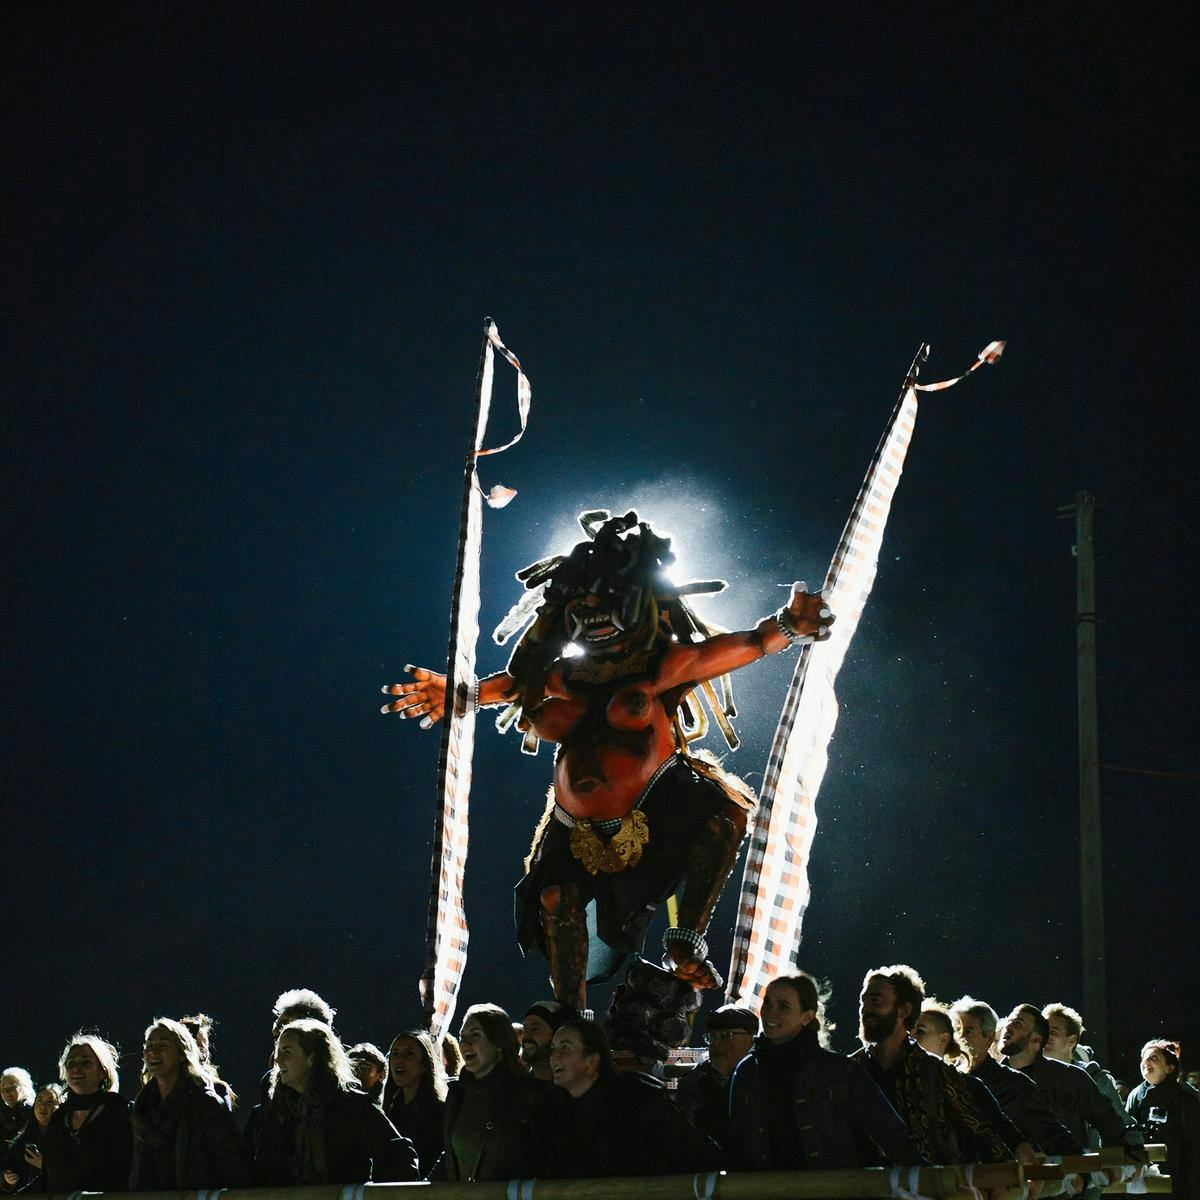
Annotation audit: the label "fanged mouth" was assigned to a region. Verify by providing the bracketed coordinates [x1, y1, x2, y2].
[570, 609, 626, 642]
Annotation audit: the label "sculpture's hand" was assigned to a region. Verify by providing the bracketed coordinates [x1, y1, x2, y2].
[663, 939, 724, 991]
[785, 580, 835, 641]
[380, 665, 447, 728]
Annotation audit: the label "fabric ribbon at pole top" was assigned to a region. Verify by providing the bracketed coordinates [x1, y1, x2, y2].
[474, 320, 531, 509]
[478, 321, 532, 457]
[913, 339, 1006, 391]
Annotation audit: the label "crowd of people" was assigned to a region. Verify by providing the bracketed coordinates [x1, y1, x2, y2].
[2, 967, 1196, 1196]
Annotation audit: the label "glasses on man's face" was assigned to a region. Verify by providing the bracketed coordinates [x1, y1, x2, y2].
[704, 1029, 753, 1045]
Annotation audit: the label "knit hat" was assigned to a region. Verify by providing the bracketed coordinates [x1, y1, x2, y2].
[523, 1000, 570, 1031]
[703, 1005, 759, 1036]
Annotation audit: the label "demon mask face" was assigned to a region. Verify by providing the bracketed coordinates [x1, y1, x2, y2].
[499, 509, 728, 718]
[544, 512, 672, 662]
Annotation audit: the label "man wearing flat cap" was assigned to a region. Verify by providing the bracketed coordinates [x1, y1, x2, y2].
[676, 1005, 758, 1153]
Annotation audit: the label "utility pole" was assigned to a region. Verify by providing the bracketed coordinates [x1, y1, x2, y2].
[1060, 490, 1108, 1061]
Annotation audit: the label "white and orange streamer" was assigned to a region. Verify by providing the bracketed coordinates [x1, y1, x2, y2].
[727, 342, 1004, 1008]
[421, 320, 530, 1041]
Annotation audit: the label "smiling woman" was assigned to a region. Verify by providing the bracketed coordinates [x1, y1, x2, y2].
[533, 1016, 723, 1178]
[251, 1019, 418, 1187]
[441, 1004, 541, 1182]
[382, 1030, 447, 1179]
[728, 973, 924, 1173]
[128, 1018, 249, 1191]
[1, 1082, 62, 1191]
[40, 1032, 132, 1193]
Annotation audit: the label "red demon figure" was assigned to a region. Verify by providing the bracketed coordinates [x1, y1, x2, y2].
[382, 510, 833, 1009]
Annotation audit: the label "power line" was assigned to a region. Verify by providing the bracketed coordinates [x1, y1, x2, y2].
[1099, 763, 1200, 781]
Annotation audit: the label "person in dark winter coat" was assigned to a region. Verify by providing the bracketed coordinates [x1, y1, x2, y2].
[914, 1002, 1033, 1157]
[2, 1085, 62, 1192]
[348, 1044, 387, 1105]
[852, 967, 1013, 1165]
[1127, 1040, 1200, 1200]
[440, 1004, 543, 1182]
[535, 1016, 724, 1178]
[1043, 1004, 1141, 1150]
[1000, 1005, 1145, 1161]
[129, 1019, 249, 1191]
[1, 1072, 34, 1158]
[41, 1033, 133, 1193]
[730, 974, 923, 1172]
[382, 1030, 447, 1180]
[244, 986, 339, 1150]
[251, 1018, 417, 1186]
[675, 1004, 757, 1156]
[950, 997, 1080, 1156]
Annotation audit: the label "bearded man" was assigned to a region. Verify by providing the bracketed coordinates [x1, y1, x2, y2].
[849, 965, 1012, 1165]
[383, 510, 833, 1007]
[949, 996, 1080, 1156]
[520, 1001, 568, 1083]
[999, 1005, 1144, 1164]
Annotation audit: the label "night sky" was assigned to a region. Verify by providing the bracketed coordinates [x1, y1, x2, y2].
[5, 7, 1195, 1103]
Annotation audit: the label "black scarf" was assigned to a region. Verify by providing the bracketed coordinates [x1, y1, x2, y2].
[753, 1024, 819, 1170]
[754, 1022, 821, 1074]
[63, 1089, 108, 1115]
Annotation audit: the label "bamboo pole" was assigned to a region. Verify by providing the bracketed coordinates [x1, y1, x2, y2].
[1057, 1153, 1102, 1173]
[39, 1166, 964, 1200]
[37, 1155, 1168, 1200]
[965, 1163, 1024, 1189]
[1024, 1162, 1069, 1181]
[1103, 1179, 1172, 1195]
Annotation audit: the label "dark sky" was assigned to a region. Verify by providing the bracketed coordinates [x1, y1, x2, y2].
[5, 6, 1195, 1101]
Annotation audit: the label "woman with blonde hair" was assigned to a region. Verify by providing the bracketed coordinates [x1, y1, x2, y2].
[916, 1000, 1030, 1158]
[383, 1029, 447, 1178]
[251, 1018, 417, 1186]
[128, 1018, 248, 1190]
[41, 1032, 132, 1192]
[0, 1069, 34, 1151]
[180, 1012, 237, 1111]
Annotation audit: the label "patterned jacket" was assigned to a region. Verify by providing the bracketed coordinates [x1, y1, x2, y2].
[851, 1039, 1012, 1164]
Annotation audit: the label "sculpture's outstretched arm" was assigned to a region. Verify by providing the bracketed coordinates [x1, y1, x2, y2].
[657, 581, 834, 693]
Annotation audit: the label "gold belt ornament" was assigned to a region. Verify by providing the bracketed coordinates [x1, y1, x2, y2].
[569, 811, 650, 875]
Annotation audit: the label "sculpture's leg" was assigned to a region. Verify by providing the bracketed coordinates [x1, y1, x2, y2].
[539, 882, 588, 1010]
[663, 803, 747, 989]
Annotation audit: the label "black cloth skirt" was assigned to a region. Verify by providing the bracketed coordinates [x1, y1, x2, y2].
[514, 756, 729, 982]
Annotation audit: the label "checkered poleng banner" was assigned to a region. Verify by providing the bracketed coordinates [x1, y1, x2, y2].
[421, 320, 530, 1042]
[727, 341, 1004, 1007]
